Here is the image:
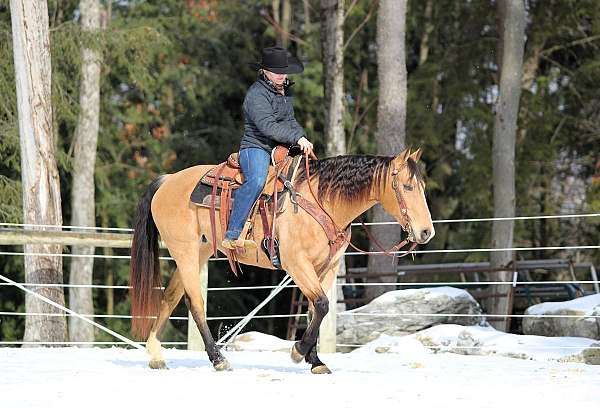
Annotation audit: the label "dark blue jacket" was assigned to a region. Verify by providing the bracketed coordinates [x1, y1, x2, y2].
[239, 77, 305, 153]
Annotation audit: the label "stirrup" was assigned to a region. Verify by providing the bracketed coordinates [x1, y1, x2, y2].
[222, 238, 257, 250]
[261, 238, 282, 269]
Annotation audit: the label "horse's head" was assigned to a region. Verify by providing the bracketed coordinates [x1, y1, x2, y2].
[379, 148, 435, 245]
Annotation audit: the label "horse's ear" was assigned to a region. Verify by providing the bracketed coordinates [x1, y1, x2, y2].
[410, 148, 423, 162]
[397, 148, 411, 163]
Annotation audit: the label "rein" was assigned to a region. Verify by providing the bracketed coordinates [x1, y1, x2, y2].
[302, 153, 416, 259]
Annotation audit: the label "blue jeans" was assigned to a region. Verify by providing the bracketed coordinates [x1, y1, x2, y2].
[224, 148, 271, 240]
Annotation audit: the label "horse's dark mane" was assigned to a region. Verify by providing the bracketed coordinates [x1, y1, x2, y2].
[294, 155, 423, 204]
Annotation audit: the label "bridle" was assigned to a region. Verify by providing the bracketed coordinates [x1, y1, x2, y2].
[391, 167, 414, 241]
[303, 153, 417, 259]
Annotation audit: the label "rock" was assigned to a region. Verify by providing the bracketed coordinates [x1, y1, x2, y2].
[355, 324, 597, 363]
[337, 287, 486, 347]
[452, 329, 484, 355]
[581, 342, 600, 365]
[522, 294, 600, 340]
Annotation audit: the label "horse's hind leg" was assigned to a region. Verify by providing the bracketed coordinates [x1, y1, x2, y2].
[169, 241, 231, 371]
[147, 269, 185, 369]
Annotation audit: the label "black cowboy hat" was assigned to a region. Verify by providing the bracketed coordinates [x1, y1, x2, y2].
[249, 46, 304, 74]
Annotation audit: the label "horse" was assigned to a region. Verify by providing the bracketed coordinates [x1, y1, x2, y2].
[129, 148, 435, 373]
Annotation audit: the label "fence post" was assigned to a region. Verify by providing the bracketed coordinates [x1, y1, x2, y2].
[187, 261, 208, 351]
[591, 264, 600, 294]
[319, 259, 344, 353]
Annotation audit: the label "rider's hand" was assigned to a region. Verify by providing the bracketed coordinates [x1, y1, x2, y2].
[297, 137, 313, 155]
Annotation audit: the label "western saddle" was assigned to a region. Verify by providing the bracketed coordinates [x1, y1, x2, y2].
[190, 145, 303, 273]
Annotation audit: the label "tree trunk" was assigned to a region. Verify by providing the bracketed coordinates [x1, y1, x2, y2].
[485, 0, 526, 332]
[320, 0, 345, 156]
[272, 0, 291, 47]
[69, 0, 102, 345]
[320, 0, 346, 337]
[281, 0, 291, 48]
[10, 0, 67, 344]
[366, 0, 407, 301]
[303, 0, 311, 30]
[272, 0, 280, 27]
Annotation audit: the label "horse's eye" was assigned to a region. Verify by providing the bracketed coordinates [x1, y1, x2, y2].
[403, 184, 413, 191]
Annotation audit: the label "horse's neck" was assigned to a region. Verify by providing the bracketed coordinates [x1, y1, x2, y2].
[297, 176, 378, 229]
[322, 194, 376, 229]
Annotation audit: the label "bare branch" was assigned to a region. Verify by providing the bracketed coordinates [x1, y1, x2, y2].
[540, 34, 600, 56]
[260, 8, 307, 46]
[343, 0, 359, 22]
[343, 0, 378, 52]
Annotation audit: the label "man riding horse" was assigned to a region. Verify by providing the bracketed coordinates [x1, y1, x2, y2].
[129, 46, 435, 374]
[222, 46, 314, 250]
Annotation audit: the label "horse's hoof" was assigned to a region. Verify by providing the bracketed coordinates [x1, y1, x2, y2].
[311, 365, 332, 374]
[214, 359, 232, 372]
[290, 343, 303, 364]
[149, 359, 168, 370]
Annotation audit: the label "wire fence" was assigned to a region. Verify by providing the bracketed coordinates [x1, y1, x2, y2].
[0, 279, 598, 291]
[2, 310, 598, 321]
[1, 212, 599, 352]
[1, 212, 598, 231]
[0, 341, 187, 346]
[1, 244, 599, 261]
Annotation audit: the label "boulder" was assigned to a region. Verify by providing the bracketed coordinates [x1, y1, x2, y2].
[522, 294, 600, 340]
[354, 324, 598, 363]
[337, 287, 486, 347]
[581, 342, 600, 365]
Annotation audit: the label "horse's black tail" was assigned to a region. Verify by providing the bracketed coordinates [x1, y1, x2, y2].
[129, 176, 166, 339]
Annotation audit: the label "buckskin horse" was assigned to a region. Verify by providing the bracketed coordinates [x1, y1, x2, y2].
[129, 148, 434, 373]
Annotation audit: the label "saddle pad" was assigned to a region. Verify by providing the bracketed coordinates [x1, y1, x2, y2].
[191, 183, 235, 209]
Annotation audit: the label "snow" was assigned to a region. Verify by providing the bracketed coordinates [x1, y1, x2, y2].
[421, 286, 478, 300]
[229, 331, 295, 351]
[2, 331, 599, 408]
[367, 286, 477, 305]
[526, 293, 600, 315]
[355, 324, 598, 362]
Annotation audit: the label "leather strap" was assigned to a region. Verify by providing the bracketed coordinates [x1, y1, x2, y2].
[220, 180, 230, 238]
[391, 168, 412, 234]
[270, 168, 282, 257]
[209, 163, 227, 258]
[221, 180, 240, 275]
[295, 195, 347, 275]
[346, 219, 417, 259]
[207, 164, 241, 275]
[258, 198, 271, 240]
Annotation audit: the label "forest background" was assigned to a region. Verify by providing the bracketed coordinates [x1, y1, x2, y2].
[0, 0, 599, 344]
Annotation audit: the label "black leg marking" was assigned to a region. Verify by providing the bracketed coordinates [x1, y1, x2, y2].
[305, 343, 324, 367]
[295, 296, 329, 357]
[185, 295, 227, 367]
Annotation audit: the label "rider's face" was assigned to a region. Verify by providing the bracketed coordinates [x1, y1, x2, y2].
[263, 70, 287, 85]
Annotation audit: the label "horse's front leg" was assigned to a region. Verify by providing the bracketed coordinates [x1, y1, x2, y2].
[300, 263, 338, 374]
[302, 309, 331, 374]
[287, 262, 337, 374]
[291, 294, 329, 363]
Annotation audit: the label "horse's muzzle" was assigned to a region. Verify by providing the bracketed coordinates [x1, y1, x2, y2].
[415, 227, 434, 244]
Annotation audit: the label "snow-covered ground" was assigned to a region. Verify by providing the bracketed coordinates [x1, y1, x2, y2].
[526, 293, 600, 315]
[1, 335, 599, 408]
[358, 324, 599, 361]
